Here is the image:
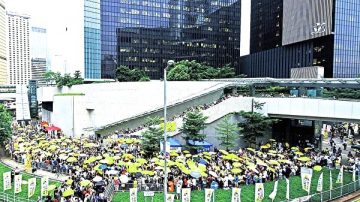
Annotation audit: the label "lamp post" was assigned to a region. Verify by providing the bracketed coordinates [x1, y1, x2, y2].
[163, 60, 174, 202]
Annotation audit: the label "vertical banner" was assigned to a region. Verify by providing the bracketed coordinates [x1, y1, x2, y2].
[330, 170, 333, 190]
[301, 167, 313, 193]
[3, 171, 11, 191]
[269, 180, 278, 201]
[129, 188, 137, 202]
[286, 178, 290, 200]
[255, 183, 264, 202]
[41, 177, 49, 197]
[336, 166, 343, 184]
[25, 153, 32, 172]
[182, 188, 191, 202]
[28, 178, 36, 198]
[317, 173, 323, 192]
[205, 189, 214, 202]
[231, 188, 241, 202]
[14, 174, 22, 194]
[353, 165, 356, 182]
[166, 194, 175, 202]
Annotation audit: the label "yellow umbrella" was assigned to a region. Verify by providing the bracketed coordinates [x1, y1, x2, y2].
[278, 159, 291, 164]
[185, 154, 192, 158]
[269, 139, 276, 142]
[304, 147, 312, 152]
[313, 165, 322, 172]
[260, 145, 270, 149]
[136, 158, 147, 164]
[66, 179, 73, 185]
[298, 157, 311, 162]
[277, 154, 285, 158]
[122, 154, 134, 159]
[84, 143, 97, 148]
[67, 157, 77, 163]
[231, 168, 242, 174]
[267, 167, 276, 173]
[294, 152, 304, 156]
[170, 152, 179, 157]
[256, 160, 267, 167]
[183, 150, 190, 154]
[62, 189, 74, 197]
[268, 150, 277, 154]
[233, 162, 241, 168]
[80, 180, 91, 187]
[47, 184, 57, 192]
[291, 147, 299, 151]
[247, 148, 255, 152]
[219, 150, 229, 155]
[268, 160, 279, 166]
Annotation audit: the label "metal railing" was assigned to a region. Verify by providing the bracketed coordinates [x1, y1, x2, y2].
[0, 191, 37, 202]
[104, 181, 116, 201]
[115, 183, 164, 192]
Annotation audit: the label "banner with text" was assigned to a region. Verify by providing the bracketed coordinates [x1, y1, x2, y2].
[231, 188, 241, 202]
[3, 171, 11, 191]
[41, 177, 49, 197]
[14, 174, 22, 194]
[255, 183, 264, 202]
[28, 178, 36, 198]
[129, 188, 137, 202]
[182, 188, 191, 202]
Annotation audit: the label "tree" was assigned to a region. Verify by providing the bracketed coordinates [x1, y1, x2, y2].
[217, 64, 236, 78]
[43, 71, 84, 88]
[216, 115, 240, 151]
[145, 116, 162, 126]
[141, 126, 163, 157]
[238, 111, 277, 147]
[167, 64, 191, 81]
[115, 66, 150, 82]
[181, 110, 208, 151]
[0, 104, 12, 145]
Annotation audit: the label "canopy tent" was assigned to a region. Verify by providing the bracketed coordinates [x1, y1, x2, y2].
[160, 138, 182, 148]
[45, 126, 61, 132]
[187, 140, 213, 152]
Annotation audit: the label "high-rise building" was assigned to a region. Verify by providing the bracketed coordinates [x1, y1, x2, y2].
[240, 0, 360, 78]
[30, 26, 48, 84]
[0, 0, 6, 84]
[7, 12, 31, 85]
[101, 0, 241, 79]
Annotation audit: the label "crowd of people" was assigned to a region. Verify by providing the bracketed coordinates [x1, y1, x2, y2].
[6, 120, 359, 202]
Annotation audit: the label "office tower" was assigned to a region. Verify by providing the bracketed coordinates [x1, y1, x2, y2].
[7, 12, 31, 85]
[240, 0, 360, 78]
[101, 0, 241, 79]
[0, 0, 6, 84]
[30, 27, 48, 84]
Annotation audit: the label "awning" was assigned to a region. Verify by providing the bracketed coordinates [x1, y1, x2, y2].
[187, 140, 213, 148]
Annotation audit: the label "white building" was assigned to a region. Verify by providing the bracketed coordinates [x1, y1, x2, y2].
[30, 26, 48, 84]
[7, 12, 31, 85]
[0, 0, 7, 85]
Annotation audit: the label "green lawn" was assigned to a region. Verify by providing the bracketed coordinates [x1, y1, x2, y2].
[113, 168, 354, 202]
[0, 163, 61, 201]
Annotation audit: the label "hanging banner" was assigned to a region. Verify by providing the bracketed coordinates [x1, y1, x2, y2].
[269, 180, 278, 201]
[28, 178, 36, 198]
[255, 183, 264, 202]
[205, 189, 214, 202]
[317, 173, 323, 192]
[301, 167, 313, 193]
[14, 174, 22, 194]
[166, 194, 175, 202]
[41, 177, 49, 197]
[182, 188, 191, 202]
[353, 165, 356, 182]
[3, 171, 11, 191]
[129, 188, 138, 202]
[286, 178, 290, 200]
[330, 170, 333, 190]
[336, 166, 343, 184]
[231, 188, 241, 202]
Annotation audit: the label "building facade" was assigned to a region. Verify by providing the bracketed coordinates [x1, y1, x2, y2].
[101, 0, 241, 79]
[240, 0, 360, 78]
[30, 27, 48, 84]
[0, 0, 6, 84]
[7, 12, 31, 85]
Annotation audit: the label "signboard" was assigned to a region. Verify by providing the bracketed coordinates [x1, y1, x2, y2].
[3, 171, 11, 191]
[301, 167, 313, 193]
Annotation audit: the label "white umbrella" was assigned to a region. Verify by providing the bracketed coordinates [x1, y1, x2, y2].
[155, 166, 163, 170]
[209, 171, 218, 178]
[92, 176, 103, 182]
[106, 170, 119, 175]
[119, 175, 129, 183]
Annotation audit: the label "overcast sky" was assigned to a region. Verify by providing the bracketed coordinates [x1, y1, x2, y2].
[6, 0, 50, 27]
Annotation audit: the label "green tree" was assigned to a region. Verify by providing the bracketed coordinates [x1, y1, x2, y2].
[216, 115, 240, 151]
[43, 71, 84, 87]
[0, 105, 12, 145]
[181, 110, 208, 151]
[167, 64, 191, 81]
[217, 64, 235, 78]
[115, 66, 150, 82]
[141, 126, 163, 157]
[145, 116, 162, 126]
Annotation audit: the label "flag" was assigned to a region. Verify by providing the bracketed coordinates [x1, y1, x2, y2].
[354, 165, 357, 182]
[286, 178, 290, 200]
[28, 178, 36, 198]
[336, 166, 343, 184]
[14, 174, 22, 194]
[129, 188, 137, 202]
[205, 189, 214, 202]
[317, 173, 323, 192]
[330, 170, 333, 190]
[166, 194, 175, 202]
[301, 173, 312, 193]
[231, 188, 241, 202]
[41, 177, 49, 197]
[269, 180, 278, 201]
[182, 188, 191, 202]
[255, 183, 264, 202]
[3, 171, 11, 191]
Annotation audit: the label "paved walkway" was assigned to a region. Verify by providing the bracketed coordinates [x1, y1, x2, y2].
[1, 158, 68, 182]
[322, 136, 355, 162]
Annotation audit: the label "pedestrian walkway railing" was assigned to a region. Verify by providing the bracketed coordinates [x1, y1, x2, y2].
[0, 191, 37, 202]
[115, 183, 164, 192]
[104, 181, 116, 201]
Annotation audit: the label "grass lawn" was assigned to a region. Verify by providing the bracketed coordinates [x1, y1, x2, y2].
[0, 162, 61, 201]
[113, 168, 354, 202]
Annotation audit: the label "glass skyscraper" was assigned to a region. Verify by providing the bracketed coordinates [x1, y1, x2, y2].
[101, 0, 241, 79]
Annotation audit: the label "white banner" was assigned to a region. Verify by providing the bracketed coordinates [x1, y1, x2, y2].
[28, 178, 36, 198]
[231, 188, 241, 202]
[14, 174, 22, 194]
[166, 194, 175, 202]
[317, 173, 323, 192]
[353, 165, 356, 182]
[205, 189, 214, 202]
[269, 180, 278, 201]
[330, 170, 333, 190]
[3, 171, 11, 191]
[41, 177, 49, 197]
[286, 178, 290, 200]
[301, 167, 313, 193]
[255, 183, 264, 202]
[336, 166, 343, 184]
[129, 188, 137, 202]
[182, 188, 191, 202]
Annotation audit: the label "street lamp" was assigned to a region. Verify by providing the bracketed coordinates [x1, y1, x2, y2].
[163, 60, 174, 202]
